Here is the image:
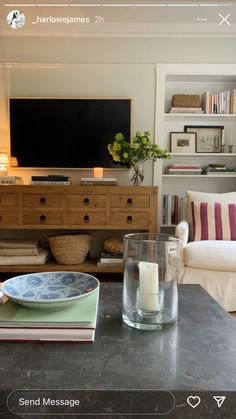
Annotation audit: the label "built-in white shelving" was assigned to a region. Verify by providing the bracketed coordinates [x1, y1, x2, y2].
[154, 64, 236, 229]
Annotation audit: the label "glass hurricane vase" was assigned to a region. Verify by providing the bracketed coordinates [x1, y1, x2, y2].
[129, 161, 144, 186]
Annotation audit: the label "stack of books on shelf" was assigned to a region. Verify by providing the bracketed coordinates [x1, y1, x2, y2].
[80, 177, 118, 186]
[0, 286, 99, 342]
[202, 165, 236, 176]
[31, 175, 71, 185]
[0, 239, 49, 266]
[162, 195, 186, 226]
[169, 107, 204, 114]
[201, 89, 236, 114]
[97, 252, 123, 267]
[0, 176, 23, 185]
[169, 94, 203, 113]
[166, 164, 202, 175]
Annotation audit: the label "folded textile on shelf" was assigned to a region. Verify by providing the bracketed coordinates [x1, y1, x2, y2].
[0, 248, 40, 256]
[0, 239, 40, 249]
[0, 249, 49, 265]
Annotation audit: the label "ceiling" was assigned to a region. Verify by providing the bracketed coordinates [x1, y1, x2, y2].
[0, 1, 236, 36]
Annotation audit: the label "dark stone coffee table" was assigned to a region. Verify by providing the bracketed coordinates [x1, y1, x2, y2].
[1, 283, 236, 418]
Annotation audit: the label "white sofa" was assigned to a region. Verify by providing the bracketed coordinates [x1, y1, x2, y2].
[175, 191, 236, 312]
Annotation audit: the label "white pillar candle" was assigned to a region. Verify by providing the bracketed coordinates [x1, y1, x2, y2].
[93, 167, 103, 178]
[138, 261, 160, 311]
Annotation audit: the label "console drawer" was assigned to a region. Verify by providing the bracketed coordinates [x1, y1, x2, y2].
[23, 194, 62, 207]
[110, 195, 150, 208]
[67, 211, 106, 226]
[0, 211, 19, 225]
[0, 194, 19, 207]
[110, 212, 149, 228]
[23, 210, 63, 225]
[67, 194, 106, 208]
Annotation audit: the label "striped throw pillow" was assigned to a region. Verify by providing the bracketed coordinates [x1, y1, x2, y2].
[191, 201, 236, 241]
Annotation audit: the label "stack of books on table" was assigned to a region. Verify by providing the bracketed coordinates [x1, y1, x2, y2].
[97, 252, 123, 266]
[0, 286, 99, 342]
[202, 165, 236, 176]
[80, 177, 118, 186]
[0, 176, 23, 185]
[166, 164, 202, 175]
[31, 175, 71, 185]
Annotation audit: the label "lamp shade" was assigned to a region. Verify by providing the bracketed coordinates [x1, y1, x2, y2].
[0, 153, 9, 176]
[0, 153, 9, 166]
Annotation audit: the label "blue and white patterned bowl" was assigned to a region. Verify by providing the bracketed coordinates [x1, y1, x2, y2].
[1, 272, 99, 309]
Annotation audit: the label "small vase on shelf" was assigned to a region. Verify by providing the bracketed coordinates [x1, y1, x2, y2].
[129, 161, 144, 186]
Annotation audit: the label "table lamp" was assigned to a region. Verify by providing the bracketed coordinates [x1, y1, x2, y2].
[0, 153, 9, 176]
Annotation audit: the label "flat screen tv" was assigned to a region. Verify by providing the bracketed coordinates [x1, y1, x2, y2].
[9, 98, 131, 168]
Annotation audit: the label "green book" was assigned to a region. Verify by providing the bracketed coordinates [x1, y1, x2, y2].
[0, 288, 99, 342]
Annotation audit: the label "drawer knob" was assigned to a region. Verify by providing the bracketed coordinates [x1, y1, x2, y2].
[40, 197, 46, 205]
[40, 214, 46, 223]
[127, 198, 133, 206]
[127, 215, 133, 224]
[84, 214, 90, 223]
[84, 197, 90, 206]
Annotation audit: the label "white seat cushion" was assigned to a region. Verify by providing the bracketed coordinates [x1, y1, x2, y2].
[185, 240, 236, 271]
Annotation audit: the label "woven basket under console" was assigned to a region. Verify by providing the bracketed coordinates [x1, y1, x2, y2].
[48, 234, 91, 265]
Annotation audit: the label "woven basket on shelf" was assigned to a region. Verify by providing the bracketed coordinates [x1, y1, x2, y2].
[48, 234, 91, 265]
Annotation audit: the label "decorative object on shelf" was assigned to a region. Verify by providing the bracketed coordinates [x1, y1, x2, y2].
[172, 94, 201, 108]
[1, 271, 99, 309]
[122, 233, 180, 330]
[184, 125, 224, 153]
[221, 144, 227, 153]
[170, 132, 196, 153]
[0, 153, 9, 176]
[93, 167, 104, 178]
[108, 131, 170, 185]
[228, 145, 234, 153]
[48, 234, 92, 265]
[104, 236, 123, 254]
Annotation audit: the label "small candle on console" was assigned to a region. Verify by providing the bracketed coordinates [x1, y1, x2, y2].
[138, 261, 159, 311]
[93, 167, 104, 178]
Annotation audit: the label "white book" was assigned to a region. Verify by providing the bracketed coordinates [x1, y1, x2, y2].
[81, 177, 117, 182]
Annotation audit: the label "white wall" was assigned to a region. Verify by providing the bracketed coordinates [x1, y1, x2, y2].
[1, 36, 236, 185]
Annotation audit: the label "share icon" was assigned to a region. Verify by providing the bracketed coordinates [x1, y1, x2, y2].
[213, 396, 226, 408]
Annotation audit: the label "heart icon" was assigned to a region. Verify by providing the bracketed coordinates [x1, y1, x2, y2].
[187, 396, 201, 409]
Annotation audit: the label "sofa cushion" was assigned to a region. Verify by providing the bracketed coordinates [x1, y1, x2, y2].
[185, 240, 236, 271]
[186, 191, 236, 240]
[191, 201, 236, 241]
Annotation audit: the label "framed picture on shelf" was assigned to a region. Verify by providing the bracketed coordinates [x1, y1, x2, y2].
[184, 125, 224, 153]
[170, 132, 196, 153]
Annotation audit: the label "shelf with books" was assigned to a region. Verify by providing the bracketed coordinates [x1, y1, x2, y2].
[165, 113, 236, 121]
[154, 64, 236, 228]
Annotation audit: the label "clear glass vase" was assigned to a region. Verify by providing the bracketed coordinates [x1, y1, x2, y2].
[122, 233, 181, 331]
[129, 161, 144, 186]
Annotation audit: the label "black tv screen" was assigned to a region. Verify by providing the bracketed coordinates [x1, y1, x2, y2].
[9, 98, 131, 168]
